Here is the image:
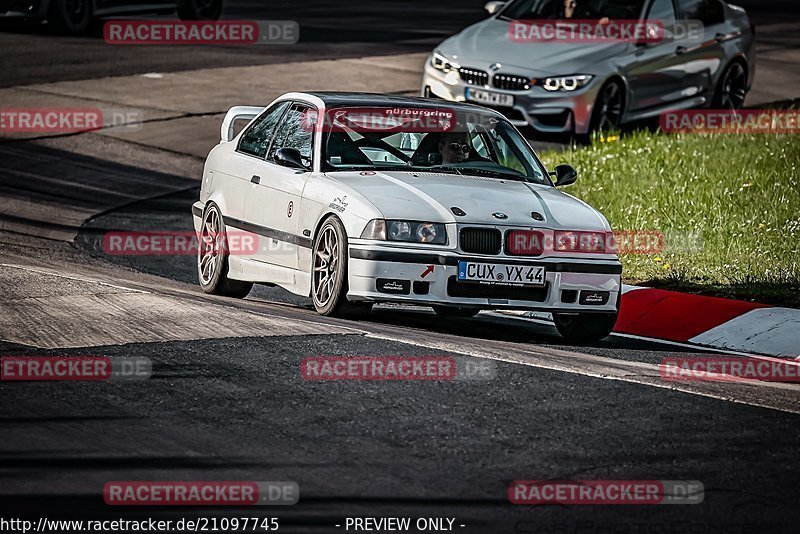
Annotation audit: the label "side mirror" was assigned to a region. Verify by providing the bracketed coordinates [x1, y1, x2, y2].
[484, 1, 506, 15]
[275, 147, 308, 170]
[552, 164, 578, 187]
[635, 24, 672, 47]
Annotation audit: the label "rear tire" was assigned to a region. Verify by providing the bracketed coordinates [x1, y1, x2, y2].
[432, 306, 480, 318]
[553, 312, 617, 342]
[48, 0, 91, 34]
[197, 203, 253, 298]
[177, 0, 223, 20]
[311, 217, 372, 317]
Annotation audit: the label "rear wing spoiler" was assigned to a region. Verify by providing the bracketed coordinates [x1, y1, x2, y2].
[220, 106, 265, 143]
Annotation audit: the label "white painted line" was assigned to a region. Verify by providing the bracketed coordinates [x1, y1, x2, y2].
[487, 310, 784, 358]
[621, 284, 648, 292]
[364, 330, 800, 415]
[0, 263, 149, 294]
[690, 307, 800, 358]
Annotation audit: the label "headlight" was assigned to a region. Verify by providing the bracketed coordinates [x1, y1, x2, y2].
[388, 221, 412, 241]
[431, 51, 460, 73]
[361, 219, 447, 245]
[416, 223, 440, 243]
[541, 75, 593, 92]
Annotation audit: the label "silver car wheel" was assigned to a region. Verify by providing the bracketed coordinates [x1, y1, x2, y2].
[313, 226, 339, 307]
[198, 208, 222, 286]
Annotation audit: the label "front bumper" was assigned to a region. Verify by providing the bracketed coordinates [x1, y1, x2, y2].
[347, 244, 621, 313]
[422, 61, 601, 135]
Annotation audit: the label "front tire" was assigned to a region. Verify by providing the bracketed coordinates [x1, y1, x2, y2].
[311, 217, 371, 317]
[553, 312, 617, 342]
[177, 0, 223, 20]
[197, 203, 253, 298]
[586, 79, 625, 141]
[48, 0, 91, 34]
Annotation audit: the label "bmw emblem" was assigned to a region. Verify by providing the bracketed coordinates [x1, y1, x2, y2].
[492, 212, 508, 219]
[489, 63, 502, 72]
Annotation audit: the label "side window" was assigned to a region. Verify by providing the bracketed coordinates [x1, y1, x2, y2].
[268, 103, 315, 168]
[676, 0, 724, 25]
[237, 101, 290, 158]
[647, 0, 676, 24]
[468, 130, 490, 159]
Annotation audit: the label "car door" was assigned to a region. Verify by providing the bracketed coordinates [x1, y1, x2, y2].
[624, 0, 690, 111]
[672, 0, 728, 104]
[243, 102, 315, 270]
[220, 101, 290, 224]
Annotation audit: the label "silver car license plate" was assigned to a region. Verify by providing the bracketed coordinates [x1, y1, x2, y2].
[466, 88, 514, 107]
[457, 262, 545, 286]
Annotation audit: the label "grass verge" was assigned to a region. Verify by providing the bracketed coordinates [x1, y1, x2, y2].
[538, 131, 800, 307]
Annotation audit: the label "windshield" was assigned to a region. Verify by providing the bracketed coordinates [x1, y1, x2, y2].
[316, 106, 550, 185]
[500, 0, 646, 20]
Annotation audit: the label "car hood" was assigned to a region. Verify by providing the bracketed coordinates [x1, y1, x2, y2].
[327, 170, 608, 231]
[439, 18, 629, 76]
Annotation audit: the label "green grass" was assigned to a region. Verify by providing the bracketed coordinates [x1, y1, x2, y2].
[538, 131, 800, 307]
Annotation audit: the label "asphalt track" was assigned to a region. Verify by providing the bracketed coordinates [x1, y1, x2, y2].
[1, 0, 800, 531]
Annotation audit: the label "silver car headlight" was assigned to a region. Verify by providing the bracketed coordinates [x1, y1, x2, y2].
[361, 219, 447, 245]
[541, 74, 594, 92]
[430, 51, 460, 73]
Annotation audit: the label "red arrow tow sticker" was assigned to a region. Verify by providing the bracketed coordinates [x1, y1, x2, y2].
[421, 265, 434, 278]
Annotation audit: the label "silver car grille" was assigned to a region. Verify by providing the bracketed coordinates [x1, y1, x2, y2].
[459, 67, 489, 86]
[492, 73, 531, 91]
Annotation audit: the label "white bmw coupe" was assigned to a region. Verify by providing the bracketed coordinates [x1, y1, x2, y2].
[193, 92, 622, 341]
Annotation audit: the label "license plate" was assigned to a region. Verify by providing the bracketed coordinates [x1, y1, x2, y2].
[457, 262, 545, 286]
[465, 88, 514, 107]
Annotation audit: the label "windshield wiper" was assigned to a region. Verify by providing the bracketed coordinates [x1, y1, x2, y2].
[428, 166, 464, 176]
[328, 164, 420, 172]
[436, 166, 529, 182]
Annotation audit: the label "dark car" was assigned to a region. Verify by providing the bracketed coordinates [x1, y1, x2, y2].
[1, 0, 221, 34]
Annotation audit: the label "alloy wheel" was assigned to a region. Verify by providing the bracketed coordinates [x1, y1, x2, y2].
[595, 82, 623, 133]
[720, 63, 747, 110]
[313, 226, 339, 307]
[199, 208, 223, 286]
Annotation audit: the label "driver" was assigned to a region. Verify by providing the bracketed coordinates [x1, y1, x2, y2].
[438, 132, 472, 164]
[552, 0, 609, 22]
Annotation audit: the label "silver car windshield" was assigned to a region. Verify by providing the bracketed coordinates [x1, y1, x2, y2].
[500, 0, 646, 20]
[319, 106, 550, 185]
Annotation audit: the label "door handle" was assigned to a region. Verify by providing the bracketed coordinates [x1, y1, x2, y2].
[250, 175, 261, 184]
[714, 32, 725, 43]
[675, 45, 687, 55]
